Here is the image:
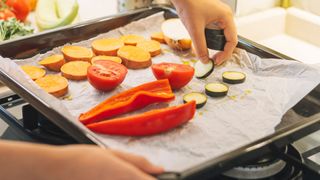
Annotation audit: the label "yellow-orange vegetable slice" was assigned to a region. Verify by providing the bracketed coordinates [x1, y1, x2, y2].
[35, 75, 69, 97]
[61, 46, 93, 62]
[61, 61, 91, 80]
[161, 18, 192, 50]
[151, 32, 166, 44]
[91, 38, 124, 56]
[21, 65, 46, 80]
[91, 56, 122, 64]
[38, 54, 65, 72]
[137, 40, 161, 57]
[117, 46, 151, 69]
[120, 34, 144, 46]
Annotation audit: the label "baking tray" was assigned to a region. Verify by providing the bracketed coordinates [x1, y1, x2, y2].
[0, 6, 320, 180]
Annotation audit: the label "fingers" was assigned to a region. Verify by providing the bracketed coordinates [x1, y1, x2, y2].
[183, 20, 210, 64]
[111, 150, 164, 175]
[214, 15, 238, 65]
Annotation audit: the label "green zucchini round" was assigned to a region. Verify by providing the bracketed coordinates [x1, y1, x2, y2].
[183, 92, 207, 109]
[222, 71, 246, 84]
[205, 83, 229, 97]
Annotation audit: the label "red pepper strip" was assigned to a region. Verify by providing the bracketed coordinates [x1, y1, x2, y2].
[86, 101, 196, 136]
[79, 79, 175, 125]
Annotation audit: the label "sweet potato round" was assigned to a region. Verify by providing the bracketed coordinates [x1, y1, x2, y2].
[91, 56, 122, 64]
[61, 61, 91, 81]
[151, 32, 166, 44]
[117, 46, 152, 69]
[21, 65, 46, 80]
[91, 38, 124, 56]
[120, 34, 145, 46]
[61, 46, 94, 62]
[38, 55, 65, 72]
[35, 75, 69, 97]
[137, 40, 161, 57]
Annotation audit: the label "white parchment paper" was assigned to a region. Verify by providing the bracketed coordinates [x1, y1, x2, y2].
[1, 12, 320, 172]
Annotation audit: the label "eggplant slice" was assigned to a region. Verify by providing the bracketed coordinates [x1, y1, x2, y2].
[205, 83, 229, 97]
[195, 60, 214, 79]
[222, 71, 246, 84]
[183, 92, 207, 109]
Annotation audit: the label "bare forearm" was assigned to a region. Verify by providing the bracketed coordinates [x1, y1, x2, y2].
[0, 140, 60, 180]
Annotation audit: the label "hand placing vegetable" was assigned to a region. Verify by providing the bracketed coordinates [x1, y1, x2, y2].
[170, 0, 238, 65]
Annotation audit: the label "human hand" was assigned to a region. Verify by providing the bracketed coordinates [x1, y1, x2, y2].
[171, 0, 238, 65]
[44, 145, 163, 180]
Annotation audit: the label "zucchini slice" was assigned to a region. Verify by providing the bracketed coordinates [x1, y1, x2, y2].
[222, 71, 246, 84]
[205, 83, 229, 97]
[195, 60, 214, 79]
[183, 92, 207, 109]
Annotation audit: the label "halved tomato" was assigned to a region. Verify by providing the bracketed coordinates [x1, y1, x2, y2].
[87, 60, 127, 91]
[151, 62, 194, 90]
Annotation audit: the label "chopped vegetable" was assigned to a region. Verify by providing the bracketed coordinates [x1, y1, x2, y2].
[35, 75, 68, 97]
[91, 56, 122, 64]
[21, 65, 46, 80]
[0, 8, 16, 20]
[61, 61, 91, 81]
[0, 18, 33, 41]
[91, 38, 124, 56]
[205, 83, 229, 97]
[222, 71, 246, 84]
[120, 34, 144, 46]
[151, 62, 194, 90]
[161, 18, 192, 50]
[26, 0, 37, 11]
[137, 40, 161, 57]
[6, 0, 30, 21]
[79, 79, 175, 125]
[183, 92, 207, 109]
[86, 101, 196, 136]
[194, 60, 214, 79]
[38, 54, 65, 72]
[87, 60, 127, 91]
[117, 46, 151, 69]
[61, 46, 93, 62]
[151, 32, 166, 44]
[35, 0, 78, 30]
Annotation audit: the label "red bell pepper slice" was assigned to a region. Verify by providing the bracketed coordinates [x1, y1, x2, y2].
[79, 79, 175, 125]
[86, 101, 196, 136]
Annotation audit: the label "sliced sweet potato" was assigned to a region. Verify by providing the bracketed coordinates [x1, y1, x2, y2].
[38, 55, 65, 72]
[151, 32, 166, 44]
[61, 46, 94, 62]
[35, 75, 69, 97]
[117, 46, 151, 69]
[91, 38, 124, 56]
[21, 65, 46, 80]
[137, 40, 161, 57]
[91, 56, 122, 64]
[120, 34, 145, 46]
[61, 61, 91, 81]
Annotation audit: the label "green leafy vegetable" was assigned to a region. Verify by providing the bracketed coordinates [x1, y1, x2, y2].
[0, 18, 33, 41]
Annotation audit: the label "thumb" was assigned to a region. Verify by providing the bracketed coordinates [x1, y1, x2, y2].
[184, 21, 210, 64]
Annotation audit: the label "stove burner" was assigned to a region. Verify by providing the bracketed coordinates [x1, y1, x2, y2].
[219, 145, 302, 180]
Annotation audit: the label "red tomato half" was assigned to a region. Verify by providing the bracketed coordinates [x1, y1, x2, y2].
[0, 9, 16, 20]
[87, 60, 128, 91]
[6, 0, 30, 21]
[151, 63, 194, 90]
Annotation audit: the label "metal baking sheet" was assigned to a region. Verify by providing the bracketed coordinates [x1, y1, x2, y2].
[0, 7, 320, 179]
